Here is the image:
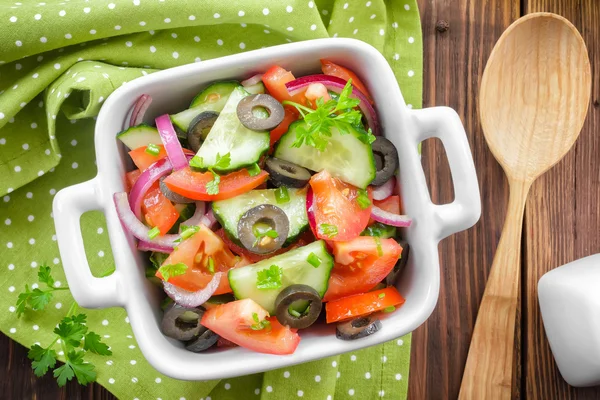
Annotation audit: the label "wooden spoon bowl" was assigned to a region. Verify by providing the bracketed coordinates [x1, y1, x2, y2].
[459, 12, 591, 400]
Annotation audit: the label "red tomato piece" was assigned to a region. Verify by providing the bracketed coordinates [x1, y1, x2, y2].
[369, 195, 401, 225]
[141, 185, 179, 235]
[201, 299, 300, 355]
[325, 287, 405, 323]
[129, 145, 167, 171]
[125, 169, 142, 192]
[323, 236, 403, 302]
[163, 167, 269, 201]
[270, 105, 299, 148]
[320, 59, 373, 103]
[309, 170, 372, 241]
[155, 224, 240, 294]
[262, 65, 306, 105]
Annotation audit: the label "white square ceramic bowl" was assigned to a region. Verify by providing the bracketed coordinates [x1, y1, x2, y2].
[53, 38, 481, 380]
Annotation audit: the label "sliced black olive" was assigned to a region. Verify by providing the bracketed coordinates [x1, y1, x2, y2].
[336, 315, 382, 340]
[161, 303, 205, 341]
[237, 94, 285, 131]
[238, 204, 289, 254]
[187, 111, 219, 152]
[385, 240, 409, 287]
[274, 284, 322, 329]
[185, 329, 219, 352]
[371, 137, 399, 186]
[159, 176, 195, 204]
[265, 157, 311, 188]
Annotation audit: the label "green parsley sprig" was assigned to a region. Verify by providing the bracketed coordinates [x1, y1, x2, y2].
[157, 262, 188, 282]
[283, 79, 375, 151]
[250, 312, 272, 331]
[16, 265, 69, 317]
[256, 264, 283, 290]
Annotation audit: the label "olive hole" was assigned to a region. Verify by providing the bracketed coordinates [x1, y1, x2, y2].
[289, 300, 311, 316]
[252, 219, 275, 235]
[252, 106, 270, 119]
[373, 151, 384, 171]
[175, 311, 200, 331]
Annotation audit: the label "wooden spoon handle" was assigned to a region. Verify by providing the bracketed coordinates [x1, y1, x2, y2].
[459, 179, 531, 400]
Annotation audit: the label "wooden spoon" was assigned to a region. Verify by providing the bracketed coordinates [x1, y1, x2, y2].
[459, 13, 591, 399]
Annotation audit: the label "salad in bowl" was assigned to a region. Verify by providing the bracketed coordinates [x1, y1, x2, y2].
[113, 60, 411, 355]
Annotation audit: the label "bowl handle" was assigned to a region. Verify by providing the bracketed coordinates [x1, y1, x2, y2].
[409, 106, 481, 240]
[53, 179, 124, 309]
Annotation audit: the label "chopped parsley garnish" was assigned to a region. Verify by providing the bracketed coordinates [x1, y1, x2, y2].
[205, 152, 231, 195]
[356, 188, 371, 209]
[307, 252, 321, 268]
[213, 152, 231, 170]
[256, 264, 283, 290]
[247, 163, 261, 177]
[383, 306, 395, 313]
[207, 257, 215, 275]
[179, 224, 200, 240]
[275, 186, 290, 204]
[148, 226, 160, 239]
[288, 308, 302, 318]
[374, 237, 383, 257]
[283, 79, 366, 151]
[157, 263, 188, 282]
[145, 143, 160, 156]
[189, 155, 204, 169]
[253, 224, 279, 247]
[378, 292, 386, 299]
[250, 312, 272, 331]
[319, 223, 338, 238]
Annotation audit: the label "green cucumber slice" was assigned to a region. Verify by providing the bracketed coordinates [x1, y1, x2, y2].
[194, 87, 270, 173]
[170, 81, 241, 132]
[212, 188, 308, 247]
[273, 120, 376, 188]
[228, 241, 333, 314]
[360, 222, 397, 239]
[244, 82, 265, 95]
[116, 124, 161, 150]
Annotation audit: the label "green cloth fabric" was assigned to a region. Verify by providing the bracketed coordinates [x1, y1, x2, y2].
[0, 0, 422, 399]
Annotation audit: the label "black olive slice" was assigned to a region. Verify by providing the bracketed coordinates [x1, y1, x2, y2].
[185, 329, 219, 352]
[265, 157, 311, 188]
[159, 176, 195, 204]
[187, 111, 219, 152]
[336, 315, 382, 340]
[386, 240, 409, 287]
[237, 204, 289, 254]
[161, 303, 205, 341]
[371, 137, 399, 186]
[274, 284, 322, 329]
[236, 94, 285, 131]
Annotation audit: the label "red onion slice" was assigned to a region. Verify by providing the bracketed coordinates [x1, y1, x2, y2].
[201, 208, 218, 230]
[285, 74, 379, 135]
[241, 73, 263, 87]
[370, 205, 412, 227]
[129, 94, 152, 127]
[156, 114, 187, 171]
[180, 201, 206, 228]
[372, 177, 395, 201]
[114, 192, 180, 248]
[137, 240, 172, 253]
[163, 272, 223, 307]
[128, 157, 172, 219]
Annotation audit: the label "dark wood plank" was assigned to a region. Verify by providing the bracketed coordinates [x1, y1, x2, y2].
[410, 1, 519, 399]
[523, 1, 600, 399]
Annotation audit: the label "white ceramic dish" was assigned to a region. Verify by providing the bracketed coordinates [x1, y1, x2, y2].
[53, 38, 480, 380]
[538, 254, 600, 387]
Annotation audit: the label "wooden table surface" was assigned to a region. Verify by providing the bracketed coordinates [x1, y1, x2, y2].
[1, 0, 598, 399]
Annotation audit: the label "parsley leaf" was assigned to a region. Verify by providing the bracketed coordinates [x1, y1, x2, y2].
[252, 224, 279, 247]
[250, 312, 272, 331]
[213, 152, 231, 170]
[205, 169, 221, 195]
[180, 224, 200, 240]
[28, 345, 57, 377]
[28, 289, 53, 311]
[54, 314, 88, 348]
[150, 252, 169, 270]
[38, 265, 55, 287]
[157, 263, 188, 282]
[83, 332, 112, 356]
[54, 350, 96, 386]
[256, 264, 283, 290]
[319, 223, 338, 238]
[356, 188, 371, 209]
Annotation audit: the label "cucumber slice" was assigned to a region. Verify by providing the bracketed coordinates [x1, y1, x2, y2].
[116, 124, 161, 150]
[360, 222, 397, 239]
[195, 87, 270, 173]
[274, 121, 376, 188]
[170, 81, 241, 132]
[244, 82, 265, 95]
[228, 241, 333, 314]
[212, 189, 308, 247]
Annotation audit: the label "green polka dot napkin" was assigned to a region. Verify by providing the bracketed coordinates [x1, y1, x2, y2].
[0, 1, 422, 399]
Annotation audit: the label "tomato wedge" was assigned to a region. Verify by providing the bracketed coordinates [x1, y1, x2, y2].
[156, 224, 239, 294]
[163, 167, 269, 201]
[129, 145, 167, 171]
[262, 65, 306, 105]
[309, 170, 372, 241]
[320, 59, 373, 103]
[201, 299, 300, 355]
[125, 169, 142, 192]
[369, 195, 401, 225]
[270, 105, 299, 148]
[323, 236, 403, 302]
[325, 287, 405, 323]
[142, 185, 179, 235]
